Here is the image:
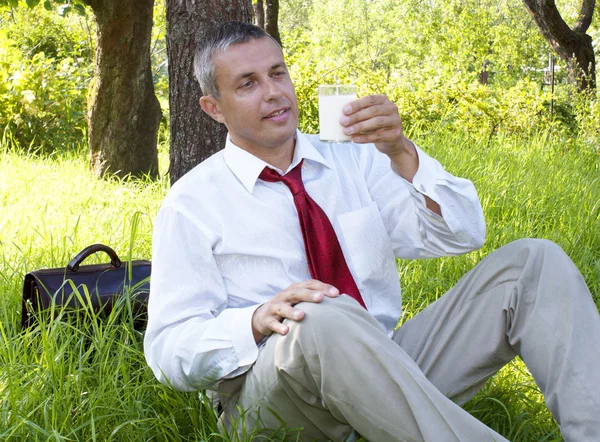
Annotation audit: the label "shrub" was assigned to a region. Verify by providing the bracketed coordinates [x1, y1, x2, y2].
[282, 0, 599, 144]
[0, 7, 94, 153]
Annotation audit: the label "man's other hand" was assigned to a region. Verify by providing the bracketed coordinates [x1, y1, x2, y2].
[252, 280, 340, 343]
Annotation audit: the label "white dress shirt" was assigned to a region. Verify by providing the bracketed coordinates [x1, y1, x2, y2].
[144, 130, 486, 391]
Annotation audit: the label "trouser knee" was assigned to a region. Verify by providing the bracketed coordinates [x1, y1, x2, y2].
[284, 295, 371, 334]
[274, 295, 382, 370]
[501, 238, 582, 303]
[497, 238, 574, 279]
[504, 237, 567, 262]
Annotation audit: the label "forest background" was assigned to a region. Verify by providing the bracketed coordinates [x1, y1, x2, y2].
[1, 0, 600, 155]
[0, 0, 599, 440]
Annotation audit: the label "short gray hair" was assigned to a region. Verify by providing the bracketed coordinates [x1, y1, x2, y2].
[194, 21, 282, 100]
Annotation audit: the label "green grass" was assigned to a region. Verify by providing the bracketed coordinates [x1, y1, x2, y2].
[0, 129, 598, 440]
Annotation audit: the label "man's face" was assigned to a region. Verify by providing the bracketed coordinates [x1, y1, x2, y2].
[202, 37, 299, 155]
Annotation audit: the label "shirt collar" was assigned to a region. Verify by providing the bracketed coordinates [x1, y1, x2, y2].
[223, 130, 331, 193]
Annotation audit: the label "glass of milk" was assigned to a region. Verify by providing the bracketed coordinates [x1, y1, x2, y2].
[318, 85, 357, 143]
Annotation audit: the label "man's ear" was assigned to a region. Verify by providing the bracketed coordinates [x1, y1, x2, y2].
[199, 96, 226, 124]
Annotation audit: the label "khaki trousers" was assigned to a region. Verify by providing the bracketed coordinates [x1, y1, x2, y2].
[217, 239, 600, 441]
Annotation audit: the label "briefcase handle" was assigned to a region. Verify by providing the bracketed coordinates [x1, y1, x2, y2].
[67, 244, 122, 272]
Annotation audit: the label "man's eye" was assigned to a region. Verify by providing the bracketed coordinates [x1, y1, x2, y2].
[274, 71, 286, 77]
[241, 81, 252, 88]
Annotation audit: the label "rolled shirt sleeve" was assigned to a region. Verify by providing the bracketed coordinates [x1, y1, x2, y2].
[359, 142, 486, 259]
[143, 205, 260, 391]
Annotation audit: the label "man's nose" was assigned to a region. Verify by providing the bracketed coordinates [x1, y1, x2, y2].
[264, 79, 283, 100]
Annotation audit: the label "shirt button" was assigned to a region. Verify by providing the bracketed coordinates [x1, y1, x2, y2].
[419, 184, 427, 193]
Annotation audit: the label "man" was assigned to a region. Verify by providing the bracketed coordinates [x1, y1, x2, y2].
[144, 21, 600, 441]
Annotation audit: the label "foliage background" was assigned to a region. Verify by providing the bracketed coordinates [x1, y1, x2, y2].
[0, 6, 93, 152]
[0, 0, 599, 440]
[0, 1, 169, 154]
[0, 0, 599, 153]
[281, 0, 599, 144]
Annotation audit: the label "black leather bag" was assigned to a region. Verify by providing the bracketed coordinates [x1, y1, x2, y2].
[21, 244, 151, 329]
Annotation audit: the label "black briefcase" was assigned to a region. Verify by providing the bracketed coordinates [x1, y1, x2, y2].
[21, 244, 151, 329]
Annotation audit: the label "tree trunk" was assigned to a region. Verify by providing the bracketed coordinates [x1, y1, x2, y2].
[560, 33, 595, 90]
[166, 0, 253, 185]
[265, 0, 281, 46]
[522, 0, 596, 90]
[86, 0, 161, 179]
[254, 0, 265, 29]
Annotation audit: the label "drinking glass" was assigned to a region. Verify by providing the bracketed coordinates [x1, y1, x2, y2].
[318, 85, 357, 143]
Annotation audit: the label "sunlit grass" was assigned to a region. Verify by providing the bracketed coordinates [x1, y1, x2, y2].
[1, 128, 598, 440]
[398, 128, 599, 440]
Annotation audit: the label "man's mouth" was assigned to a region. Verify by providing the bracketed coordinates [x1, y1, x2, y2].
[263, 108, 288, 119]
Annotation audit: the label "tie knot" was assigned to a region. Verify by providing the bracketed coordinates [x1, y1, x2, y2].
[259, 160, 305, 195]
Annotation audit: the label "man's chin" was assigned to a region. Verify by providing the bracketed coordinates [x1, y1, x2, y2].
[264, 119, 297, 137]
[261, 127, 297, 150]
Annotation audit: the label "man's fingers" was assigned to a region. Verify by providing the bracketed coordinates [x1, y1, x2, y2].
[342, 94, 386, 116]
[302, 280, 340, 296]
[351, 127, 404, 145]
[340, 97, 400, 140]
[340, 99, 394, 126]
[252, 279, 342, 340]
[344, 115, 396, 136]
[273, 302, 305, 322]
[336, 93, 403, 147]
[261, 305, 304, 336]
[280, 287, 325, 304]
[300, 279, 339, 291]
[279, 281, 339, 303]
[263, 316, 288, 335]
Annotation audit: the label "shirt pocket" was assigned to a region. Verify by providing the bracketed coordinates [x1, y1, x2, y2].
[336, 202, 397, 295]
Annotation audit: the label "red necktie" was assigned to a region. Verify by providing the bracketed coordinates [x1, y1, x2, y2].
[259, 160, 366, 309]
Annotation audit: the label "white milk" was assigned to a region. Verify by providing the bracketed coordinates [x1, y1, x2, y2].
[318, 93, 356, 142]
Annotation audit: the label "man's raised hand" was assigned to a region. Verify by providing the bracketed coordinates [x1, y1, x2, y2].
[339, 94, 414, 157]
[251, 280, 340, 343]
[339, 94, 441, 214]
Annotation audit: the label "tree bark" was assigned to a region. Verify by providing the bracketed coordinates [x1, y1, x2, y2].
[254, 0, 265, 29]
[166, 0, 253, 185]
[86, 0, 161, 179]
[522, 0, 596, 90]
[265, 0, 281, 46]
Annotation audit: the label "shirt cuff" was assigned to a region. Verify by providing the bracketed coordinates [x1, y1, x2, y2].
[410, 143, 447, 202]
[231, 303, 262, 367]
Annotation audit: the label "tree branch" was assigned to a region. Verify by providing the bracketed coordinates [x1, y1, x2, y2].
[521, 0, 575, 49]
[574, 0, 595, 33]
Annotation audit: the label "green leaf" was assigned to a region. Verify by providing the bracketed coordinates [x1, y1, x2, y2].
[72, 2, 85, 15]
[8, 0, 19, 7]
[25, 0, 40, 7]
[43, 0, 52, 10]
